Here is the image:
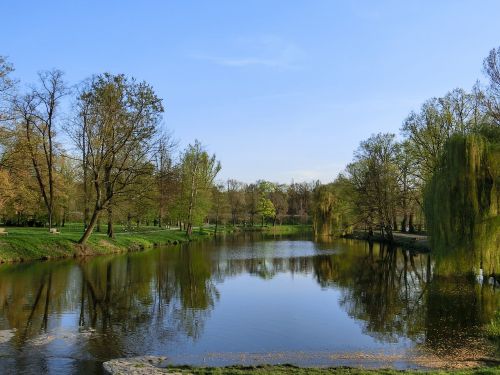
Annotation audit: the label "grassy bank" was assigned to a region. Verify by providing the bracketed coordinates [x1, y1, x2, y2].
[239, 224, 312, 235]
[0, 225, 233, 263]
[147, 365, 500, 375]
[0, 224, 310, 263]
[486, 311, 500, 354]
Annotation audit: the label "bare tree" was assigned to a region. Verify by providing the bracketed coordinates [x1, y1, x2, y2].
[227, 179, 245, 226]
[0, 56, 15, 122]
[14, 70, 68, 230]
[154, 131, 177, 228]
[483, 46, 500, 124]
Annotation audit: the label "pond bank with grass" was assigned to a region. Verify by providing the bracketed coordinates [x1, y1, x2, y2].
[0, 225, 225, 263]
[0, 224, 312, 264]
[103, 356, 500, 375]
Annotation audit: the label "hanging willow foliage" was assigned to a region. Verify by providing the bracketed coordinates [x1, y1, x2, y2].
[312, 181, 354, 237]
[424, 133, 499, 276]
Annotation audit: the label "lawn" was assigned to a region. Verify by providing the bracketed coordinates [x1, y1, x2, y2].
[0, 224, 222, 263]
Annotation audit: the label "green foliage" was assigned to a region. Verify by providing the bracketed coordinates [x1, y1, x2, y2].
[257, 197, 276, 222]
[486, 310, 500, 339]
[175, 140, 221, 233]
[312, 178, 354, 237]
[0, 225, 230, 263]
[424, 133, 499, 276]
[485, 309, 500, 354]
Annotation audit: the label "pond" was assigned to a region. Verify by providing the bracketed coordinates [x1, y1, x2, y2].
[0, 234, 497, 374]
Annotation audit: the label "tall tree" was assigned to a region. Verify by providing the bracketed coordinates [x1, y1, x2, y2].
[395, 141, 418, 232]
[483, 46, 500, 124]
[347, 133, 399, 241]
[0, 56, 14, 123]
[424, 133, 499, 276]
[74, 73, 163, 244]
[14, 70, 68, 230]
[244, 183, 259, 226]
[227, 179, 245, 226]
[154, 131, 177, 228]
[177, 140, 221, 237]
[269, 184, 288, 226]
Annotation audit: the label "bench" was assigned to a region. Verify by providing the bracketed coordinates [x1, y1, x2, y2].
[0, 228, 8, 235]
[49, 228, 60, 235]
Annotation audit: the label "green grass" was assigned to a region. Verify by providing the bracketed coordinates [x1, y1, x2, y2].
[164, 365, 500, 375]
[0, 224, 311, 263]
[238, 224, 312, 235]
[0, 224, 231, 263]
[486, 311, 500, 352]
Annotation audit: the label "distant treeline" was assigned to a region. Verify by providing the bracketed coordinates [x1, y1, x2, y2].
[0, 46, 498, 273]
[311, 47, 499, 276]
[0, 63, 316, 243]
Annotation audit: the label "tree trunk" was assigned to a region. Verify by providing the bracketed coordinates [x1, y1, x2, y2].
[409, 213, 415, 233]
[401, 213, 408, 232]
[42, 272, 52, 330]
[107, 204, 114, 238]
[78, 208, 101, 245]
[82, 122, 89, 229]
[385, 224, 394, 242]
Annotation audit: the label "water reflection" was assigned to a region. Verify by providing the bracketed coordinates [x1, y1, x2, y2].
[0, 235, 497, 373]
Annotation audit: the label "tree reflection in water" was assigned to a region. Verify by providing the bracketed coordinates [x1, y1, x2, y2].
[0, 235, 497, 373]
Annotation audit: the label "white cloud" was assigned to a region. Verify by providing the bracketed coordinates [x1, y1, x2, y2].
[190, 35, 304, 69]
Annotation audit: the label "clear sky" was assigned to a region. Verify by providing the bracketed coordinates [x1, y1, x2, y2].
[1, 1, 499, 183]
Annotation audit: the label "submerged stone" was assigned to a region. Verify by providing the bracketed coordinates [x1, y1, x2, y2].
[103, 356, 182, 374]
[0, 329, 16, 344]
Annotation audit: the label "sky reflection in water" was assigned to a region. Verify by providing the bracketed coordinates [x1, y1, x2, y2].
[0, 234, 497, 374]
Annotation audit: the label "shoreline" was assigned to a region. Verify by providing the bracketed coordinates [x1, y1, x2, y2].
[102, 357, 500, 375]
[0, 226, 232, 264]
[0, 225, 433, 265]
[342, 231, 430, 252]
[0, 224, 312, 265]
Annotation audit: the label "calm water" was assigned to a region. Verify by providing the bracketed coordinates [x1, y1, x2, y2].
[0, 234, 497, 374]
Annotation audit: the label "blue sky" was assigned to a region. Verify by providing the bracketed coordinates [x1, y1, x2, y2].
[1, 1, 499, 183]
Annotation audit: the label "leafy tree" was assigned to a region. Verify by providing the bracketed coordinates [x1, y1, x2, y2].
[346, 133, 400, 240]
[395, 140, 419, 232]
[177, 140, 221, 237]
[312, 177, 355, 237]
[13, 70, 68, 229]
[74, 73, 163, 244]
[287, 182, 312, 224]
[257, 197, 275, 227]
[226, 179, 245, 226]
[424, 133, 499, 276]
[244, 183, 259, 226]
[269, 184, 288, 225]
[154, 131, 177, 227]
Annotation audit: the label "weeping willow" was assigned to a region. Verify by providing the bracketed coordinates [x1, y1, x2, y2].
[424, 133, 499, 276]
[312, 183, 353, 237]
